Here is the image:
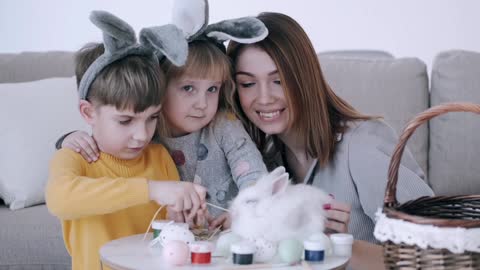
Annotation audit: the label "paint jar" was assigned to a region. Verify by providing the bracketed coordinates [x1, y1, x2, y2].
[231, 241, 255, 265]
[190, 241, 213, 264]
[303, 240, 326, 262]
[330, 233, 354, 257]
[152, 220, 170, 239]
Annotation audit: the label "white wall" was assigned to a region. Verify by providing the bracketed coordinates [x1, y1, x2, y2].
[1, 0, 480, 69]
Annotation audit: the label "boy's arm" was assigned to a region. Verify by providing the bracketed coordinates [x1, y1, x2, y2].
[213, 112, 268, 189]
[46, 149, 150, 220]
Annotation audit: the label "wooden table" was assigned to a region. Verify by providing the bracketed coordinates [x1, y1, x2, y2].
[100, 233, 349, 270]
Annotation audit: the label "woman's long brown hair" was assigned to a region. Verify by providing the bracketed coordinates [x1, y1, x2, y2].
[227, 12, 373, 167]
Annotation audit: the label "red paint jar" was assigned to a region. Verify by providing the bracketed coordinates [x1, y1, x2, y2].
[190, 241, 213, 264]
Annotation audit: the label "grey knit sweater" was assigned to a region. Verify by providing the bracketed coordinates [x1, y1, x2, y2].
[299, 120, 434, 243]
[160, 112, 268, 216]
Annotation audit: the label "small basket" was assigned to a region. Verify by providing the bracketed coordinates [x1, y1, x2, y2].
[374, 102, 480, 269]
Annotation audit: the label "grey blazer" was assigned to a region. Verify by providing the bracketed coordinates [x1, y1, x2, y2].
[302, 120, 434, 243]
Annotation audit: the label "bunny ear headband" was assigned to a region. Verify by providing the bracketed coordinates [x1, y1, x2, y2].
[171, 0, 268, 48]
[78, 10, 188, 100]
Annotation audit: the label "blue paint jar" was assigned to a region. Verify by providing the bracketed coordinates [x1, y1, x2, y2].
[303, 240, 325, 262]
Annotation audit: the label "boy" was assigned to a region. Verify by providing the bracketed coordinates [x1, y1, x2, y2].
[46, 41, 206, 270]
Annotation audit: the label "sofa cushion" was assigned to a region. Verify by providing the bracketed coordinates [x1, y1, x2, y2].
[319, 50, 394, 59]
[0, 77, 89, 209]
[319, 55, 430, 177]
[0, 51, 75, 83]
[429, 50, 480, 196]
[0, 204, 70, 269]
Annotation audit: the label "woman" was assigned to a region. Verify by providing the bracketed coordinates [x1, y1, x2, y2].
[225, 12, 434, 269]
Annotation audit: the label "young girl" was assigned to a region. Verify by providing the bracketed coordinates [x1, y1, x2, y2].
[59, 39, 268, 223]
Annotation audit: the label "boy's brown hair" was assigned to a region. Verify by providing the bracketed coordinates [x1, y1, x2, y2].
[75, 42, 166, 113]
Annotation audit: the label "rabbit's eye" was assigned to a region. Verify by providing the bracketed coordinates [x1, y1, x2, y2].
[245, 199, 258, 205]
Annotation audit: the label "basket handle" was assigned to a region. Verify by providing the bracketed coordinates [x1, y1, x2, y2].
[384, 102, 480, 207]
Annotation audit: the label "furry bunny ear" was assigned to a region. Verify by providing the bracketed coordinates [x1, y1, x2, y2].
[270, 166, 286, 177]
[172, 0, 209, 41]
[268, 167, 289, 195]
[271, 171, 289, 196]
[89, 10, 137, 54]
[204, 17, 268, 44]
[140, 24, 189, 66]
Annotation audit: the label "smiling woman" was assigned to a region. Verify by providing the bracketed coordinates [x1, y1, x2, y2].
[227, 12, 435, 270]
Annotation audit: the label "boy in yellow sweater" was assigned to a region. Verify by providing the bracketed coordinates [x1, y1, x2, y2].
[45, 11, 204, 270]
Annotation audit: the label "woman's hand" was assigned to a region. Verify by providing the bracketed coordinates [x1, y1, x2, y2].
[323, 199, 351, 233]
[62, 131, 99, 162]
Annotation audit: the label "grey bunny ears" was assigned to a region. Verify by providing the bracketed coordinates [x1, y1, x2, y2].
[172, 0, 268, 45]
[78, 10, 188, 100]
[79, 2, 269, 100]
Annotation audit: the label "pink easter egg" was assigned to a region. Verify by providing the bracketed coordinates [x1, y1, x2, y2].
[162, 240, 190, 266]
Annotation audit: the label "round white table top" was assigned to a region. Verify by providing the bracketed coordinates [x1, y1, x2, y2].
[100, 233, 349, 270]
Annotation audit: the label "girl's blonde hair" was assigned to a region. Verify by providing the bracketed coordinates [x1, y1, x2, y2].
[227, 12, 374, 168]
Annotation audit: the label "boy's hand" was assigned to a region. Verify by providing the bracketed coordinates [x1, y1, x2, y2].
[166, 206, 186, 222]
[62, 131, 99, 162]
[148, 181, 207, 220]
[167, 207, 208, 229]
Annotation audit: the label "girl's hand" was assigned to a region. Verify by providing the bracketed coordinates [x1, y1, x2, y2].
[208, 212, 231, 230]
[323, 199, 351, 234]
[62, 131, 99, 162]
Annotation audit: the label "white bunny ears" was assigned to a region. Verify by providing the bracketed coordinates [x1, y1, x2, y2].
[78, 10, 188, 100]
[171, 0, 268, 45]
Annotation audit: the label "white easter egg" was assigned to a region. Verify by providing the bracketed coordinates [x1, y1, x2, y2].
[159, 224, 195, 245]
[215, 231, 243, 257]
[252, 237, 277, 263]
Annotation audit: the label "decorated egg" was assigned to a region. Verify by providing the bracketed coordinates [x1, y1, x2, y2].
[159, 224, 195, 245]
[278, 239, 303, 263]
[162, 240, 190, 266]
[215, 231, 243, 257]
[251, 237, 277, 263]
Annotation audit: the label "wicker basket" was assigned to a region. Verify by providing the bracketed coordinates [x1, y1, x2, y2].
[374, 102, 480, 269]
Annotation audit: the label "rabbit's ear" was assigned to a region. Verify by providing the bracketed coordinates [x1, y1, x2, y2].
[140, 24, 188, 66]
[204, 17, 268, 44]
[172, 0, 209, 41]
[90, 10, 136, 54]
[271, 172, 289, 196]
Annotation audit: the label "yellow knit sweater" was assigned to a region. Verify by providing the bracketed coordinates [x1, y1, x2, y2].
[46, 144, 179, 270]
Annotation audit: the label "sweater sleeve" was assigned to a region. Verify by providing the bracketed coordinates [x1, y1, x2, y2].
[347, 120, 434, 222]
[212, 112, 268, 189]
[45, 149, 150, 220]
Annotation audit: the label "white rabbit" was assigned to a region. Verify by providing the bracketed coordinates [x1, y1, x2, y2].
[229, 166, 331, 242]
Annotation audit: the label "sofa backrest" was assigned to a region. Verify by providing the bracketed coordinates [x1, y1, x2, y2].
[0, 51, 74, 83]
[319, 52, 430, 178]
[1, 50, 478, 198]
[429, 50, 480, 195]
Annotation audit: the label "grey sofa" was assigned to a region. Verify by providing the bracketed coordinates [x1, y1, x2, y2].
[1, 50, 479, 269]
